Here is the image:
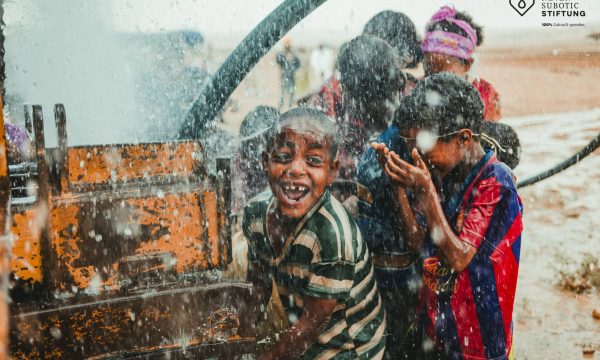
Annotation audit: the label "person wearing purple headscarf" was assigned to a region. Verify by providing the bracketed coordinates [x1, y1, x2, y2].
[421, 6, 502, 121]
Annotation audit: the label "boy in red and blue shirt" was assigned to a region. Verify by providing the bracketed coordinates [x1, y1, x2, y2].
[372, 73, 522, 359]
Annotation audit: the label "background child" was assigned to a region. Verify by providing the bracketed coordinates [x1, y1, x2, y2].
[363, 10, 422, 71]
[224, 106, 279, 281]
[243, 108, 386, 360]
[276, 37, 301, 111]
[336, 34, 403, 180]
[421, 5, 502, 121]
[231, 106, 279, 216]
[374, 73, 523, 360]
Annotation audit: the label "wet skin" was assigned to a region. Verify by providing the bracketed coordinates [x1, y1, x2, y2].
[262, 126, 339, 221]
[399, 127, 463, 178]
[423, 52, 472, 77]
[372, 128, 485, 271]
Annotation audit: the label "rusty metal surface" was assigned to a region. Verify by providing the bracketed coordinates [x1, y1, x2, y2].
[10, 282, 255, 359]
[10, 209, 42, 286]
[97, 339, 256, 359]
[8, 105, 249, 358]
[0, 96, 12, 359]
[66, 142, 204, 191]
[48, 189, 224, 292]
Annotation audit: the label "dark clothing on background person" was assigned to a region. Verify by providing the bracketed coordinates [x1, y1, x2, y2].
[356, 124, 423, 359]
[276, 50, 300, 110]
[307, 75, 343, 121]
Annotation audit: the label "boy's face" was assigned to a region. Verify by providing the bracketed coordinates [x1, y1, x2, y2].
[263, 124, 339, 219]
[401, 127, 462, 177]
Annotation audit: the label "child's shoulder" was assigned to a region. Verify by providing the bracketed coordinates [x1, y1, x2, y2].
[302, 193, 360, 248]
[473, 77, 498, 92]
[480, 156, 517, 191]
[243, 191, 272, 219]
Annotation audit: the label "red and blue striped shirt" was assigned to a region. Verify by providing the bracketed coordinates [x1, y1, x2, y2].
[421, 151, 523, 360]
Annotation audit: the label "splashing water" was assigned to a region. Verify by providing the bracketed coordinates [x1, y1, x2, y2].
[3, 0, 208, 146]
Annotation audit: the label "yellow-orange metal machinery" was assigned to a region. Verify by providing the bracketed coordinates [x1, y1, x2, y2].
[7, 104, 254, 358]
[0, 97, 13, 360]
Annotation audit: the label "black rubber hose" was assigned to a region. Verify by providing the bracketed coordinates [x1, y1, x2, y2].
[517, 132, 600, 188]
[178, 0, 327, 140]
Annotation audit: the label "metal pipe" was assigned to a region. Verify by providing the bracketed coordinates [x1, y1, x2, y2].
[517, 133, 600, 188]
[178, 0, 327, 140]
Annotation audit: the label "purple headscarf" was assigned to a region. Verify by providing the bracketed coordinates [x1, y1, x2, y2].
[421, 6, 478, 60]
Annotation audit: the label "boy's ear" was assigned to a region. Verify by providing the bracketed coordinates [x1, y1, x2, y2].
[327, 158, 340, 184]
[261, 151, 270, 172]
[459, 129, 474, 144]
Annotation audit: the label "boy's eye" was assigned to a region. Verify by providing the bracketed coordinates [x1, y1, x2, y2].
[306, 155, 324, 166]
[274, 152, 291, 163]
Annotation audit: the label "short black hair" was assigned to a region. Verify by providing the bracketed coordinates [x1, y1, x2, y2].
[363, 10, 423, 68]
[338, 35, 403, 104]
[395, 72, 484, 136]
[426, 10, 484, 47]
[481, 121, 521, 169]
[266, 107, 339, 160]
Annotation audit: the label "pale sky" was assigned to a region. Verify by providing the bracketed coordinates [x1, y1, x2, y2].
[105, 0, 600, 42]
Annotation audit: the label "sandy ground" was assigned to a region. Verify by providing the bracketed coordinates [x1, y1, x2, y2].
[218, 39, 600, 359]
[508, 110, 600, 360]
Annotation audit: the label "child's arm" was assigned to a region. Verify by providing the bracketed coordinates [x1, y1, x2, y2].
[383, 148, 477, 272]
[372, 143, 425, 253]
[393, 186, 425, 253]
[260, 296, 337, 360]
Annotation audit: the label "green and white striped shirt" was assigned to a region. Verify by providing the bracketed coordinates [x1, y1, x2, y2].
[243, 191, 386, 360]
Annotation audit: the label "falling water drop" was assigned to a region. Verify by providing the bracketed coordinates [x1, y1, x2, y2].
[518, 0, 527, 9]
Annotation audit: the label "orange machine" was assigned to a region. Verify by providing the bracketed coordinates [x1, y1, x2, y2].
[7, 104, 254, 358]
[0, 97, 13, 360]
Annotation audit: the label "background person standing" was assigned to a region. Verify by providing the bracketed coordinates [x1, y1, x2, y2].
[276, 37, 301, 111]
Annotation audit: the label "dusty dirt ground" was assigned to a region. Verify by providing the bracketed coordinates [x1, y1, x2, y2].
[509, 110, 600, 360]
[218, 39, 600, 359]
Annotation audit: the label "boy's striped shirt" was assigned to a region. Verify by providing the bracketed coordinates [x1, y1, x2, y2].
[243, 190, 386, 360]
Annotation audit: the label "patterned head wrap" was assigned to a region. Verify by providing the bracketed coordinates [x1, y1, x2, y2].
[421, 6, 478, 60]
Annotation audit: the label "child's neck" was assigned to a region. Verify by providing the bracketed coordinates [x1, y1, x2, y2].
[444, 144, 486, 187]
[266, 206, 299, 255]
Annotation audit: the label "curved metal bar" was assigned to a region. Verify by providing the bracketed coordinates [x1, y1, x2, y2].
[517, 132, 600, 188]
[178, 0, 327, 140]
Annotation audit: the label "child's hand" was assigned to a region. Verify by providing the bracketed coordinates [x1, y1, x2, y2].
[371, 142, 389, 169]
[383, 148, 432, 191]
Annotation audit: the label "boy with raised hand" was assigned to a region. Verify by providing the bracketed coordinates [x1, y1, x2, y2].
[373, 73, 523, 360]
[243, 108, 386, 360]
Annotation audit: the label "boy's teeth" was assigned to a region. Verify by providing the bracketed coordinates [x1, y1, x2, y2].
[284, 185, 307, 191]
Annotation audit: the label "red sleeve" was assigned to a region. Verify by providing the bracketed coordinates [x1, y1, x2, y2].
[473, 79, 502, 121]
[320, 83, 337, 118]
[319, 76, 343, 119]
[458, 177, 503, 249]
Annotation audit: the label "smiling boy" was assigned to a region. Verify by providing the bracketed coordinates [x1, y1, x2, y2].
[373, 73, 523, 360]
[243, 108, 386, 360]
